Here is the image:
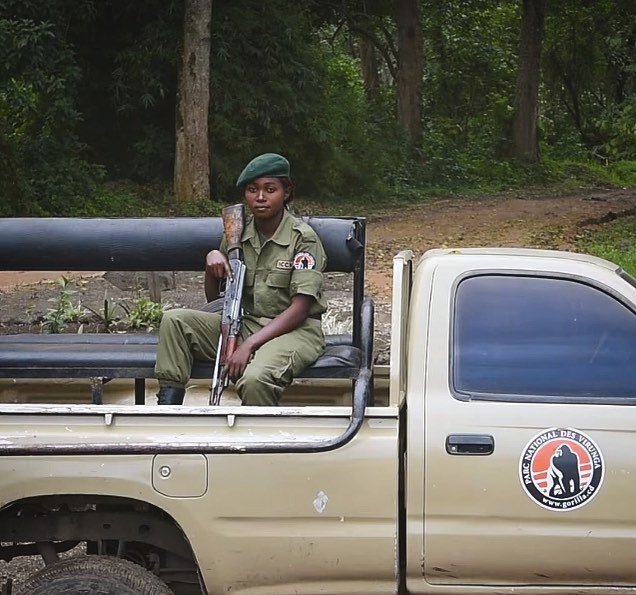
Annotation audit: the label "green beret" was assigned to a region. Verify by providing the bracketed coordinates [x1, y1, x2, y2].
[236, 153, 290, 187]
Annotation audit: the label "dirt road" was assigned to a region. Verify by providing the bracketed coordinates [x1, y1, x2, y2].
[364, 187, 636, 298]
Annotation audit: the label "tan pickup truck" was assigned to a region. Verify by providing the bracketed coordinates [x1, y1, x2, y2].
[1, 216, 636, 594]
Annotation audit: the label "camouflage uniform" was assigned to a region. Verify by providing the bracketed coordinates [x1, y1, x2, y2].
[155, 210, 327, 405]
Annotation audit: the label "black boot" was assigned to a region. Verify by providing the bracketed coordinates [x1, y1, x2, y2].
[156, 386, 186, 405]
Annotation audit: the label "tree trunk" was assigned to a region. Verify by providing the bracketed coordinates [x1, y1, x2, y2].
[429, 5, 450, 115]
[174, 0, 212, 202]
[548, 50, 583, 134]
[359, 35, 381, 101]
[512, 0, 546, 163]
[0, 119, 25, 215]
[395, 0, 424, 156]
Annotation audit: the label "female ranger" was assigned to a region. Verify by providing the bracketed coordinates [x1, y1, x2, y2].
[154, 153, 327, 405]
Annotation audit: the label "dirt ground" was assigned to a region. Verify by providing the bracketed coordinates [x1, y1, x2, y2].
[1, 186, 636, 361]
[364, 187, 636, 298]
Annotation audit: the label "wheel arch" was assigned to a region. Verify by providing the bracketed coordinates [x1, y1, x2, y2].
[0, 494, 204, 594]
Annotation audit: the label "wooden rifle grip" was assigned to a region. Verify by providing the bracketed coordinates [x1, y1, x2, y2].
[222, 204, 245, 252]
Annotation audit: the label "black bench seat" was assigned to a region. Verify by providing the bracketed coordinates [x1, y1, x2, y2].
[0, 216, 373, 404]
[0, 332, 364, 380]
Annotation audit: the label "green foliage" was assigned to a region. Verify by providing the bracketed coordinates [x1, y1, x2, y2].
[71, 181, 160, 217]
[77, 2, 181, 182]
[542, 0, 636, 154]
[206, 0, 404, 202]
[303, 52, 406, 200]
[41, 277, 83, 333]
[1, 0, 635, 215]
[578, 215, 636, 277]
[0, 10, 103, 215]
[83, 295, 125, 333]
[606, 161, 636, 186]
[41, 276, 168, 333]
[171, 198, 223, 217]
[423, 1, 519, 121]
[122, 296, 165, 331]
[539, 155, 636, 189]
[596, 101, 636, 161]
[208, 0, 324, 198]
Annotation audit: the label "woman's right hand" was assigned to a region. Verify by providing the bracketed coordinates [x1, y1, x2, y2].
[205, 250, 232, 279]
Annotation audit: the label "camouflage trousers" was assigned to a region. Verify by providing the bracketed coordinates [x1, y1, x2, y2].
[154, 309, 325, 406]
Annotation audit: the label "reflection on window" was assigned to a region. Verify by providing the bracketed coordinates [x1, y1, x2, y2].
[453, 275, 636, 399]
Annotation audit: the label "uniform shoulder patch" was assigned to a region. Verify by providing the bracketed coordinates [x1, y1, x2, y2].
[293, 252, 316, 270]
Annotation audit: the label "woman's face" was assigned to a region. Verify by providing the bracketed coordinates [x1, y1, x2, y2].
[244, 177, 288, 222]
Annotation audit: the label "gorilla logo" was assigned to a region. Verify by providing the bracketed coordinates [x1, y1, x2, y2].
[549, 444, 580, 499]
[519, 428, 604, 511]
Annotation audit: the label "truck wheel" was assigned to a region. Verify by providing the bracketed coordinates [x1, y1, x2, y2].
[16, 555, 173, 595]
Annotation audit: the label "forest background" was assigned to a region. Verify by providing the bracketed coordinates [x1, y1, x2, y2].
[0, 0, 635, 220]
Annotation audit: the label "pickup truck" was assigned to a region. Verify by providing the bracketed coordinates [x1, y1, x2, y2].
[1, 215, 636, 595]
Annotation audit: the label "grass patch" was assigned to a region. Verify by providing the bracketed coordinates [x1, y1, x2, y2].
[63, 181, 228, 218]
[302, 157, 636, 216]
[56, 157, 636, 220]
[543, 158, 636, 190]
[577, 215, 636, 276]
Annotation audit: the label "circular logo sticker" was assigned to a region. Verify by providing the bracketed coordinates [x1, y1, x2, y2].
[519, 428, 604, 511]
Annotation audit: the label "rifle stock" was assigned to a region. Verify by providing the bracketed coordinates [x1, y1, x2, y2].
[210, 204, 246, 405]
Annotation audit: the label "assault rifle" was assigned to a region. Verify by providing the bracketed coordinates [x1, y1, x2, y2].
[210, 204, 246, 405]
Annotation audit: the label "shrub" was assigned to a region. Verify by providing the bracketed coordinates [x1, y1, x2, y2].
[41, 277, 83, 334]
[123, 296, 165, 331]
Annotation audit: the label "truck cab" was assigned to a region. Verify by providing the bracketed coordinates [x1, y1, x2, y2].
[401, 248, 636, 592]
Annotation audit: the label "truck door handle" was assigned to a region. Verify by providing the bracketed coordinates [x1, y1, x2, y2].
[446, 434, 494, 455]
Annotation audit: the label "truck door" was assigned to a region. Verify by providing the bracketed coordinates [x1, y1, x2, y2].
[418, 256, 636, 589]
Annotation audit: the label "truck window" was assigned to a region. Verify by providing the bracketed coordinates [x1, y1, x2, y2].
[452, 275, 636, 401]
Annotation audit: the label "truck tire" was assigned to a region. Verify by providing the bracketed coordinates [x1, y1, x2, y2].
[16, 555, 173, 595]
